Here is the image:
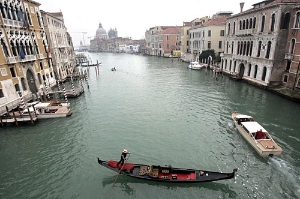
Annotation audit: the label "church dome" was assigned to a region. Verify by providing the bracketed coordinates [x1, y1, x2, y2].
[95, 23, 108, 39]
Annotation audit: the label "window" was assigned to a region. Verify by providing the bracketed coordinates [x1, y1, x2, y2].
[208, 30, 211, 37]
[227, 23, 230, 35]
[1, 38, 9, 57]
[219, 41, 222, 49]
[21, 77, 27, 91]
[283, 75, 288, 83]
[265, 41, 271, 58]
[290, 39, 296, 54]
[0, 89, 4, 98]
[220, 30, 224, 36]
[250, 41, 253, 56]
[233, 22, 236, 34]
[262, 67, 267, 81]
[261, 15, 265, 32]
[295, 12, 300, 28]
[281, 12, 291, 29]
[250, 18, 253, 29]
[208, 41, 211, 49]
[10, 67, 16, 77]
[253, 17, 256, 28]
[271, 14, 275, 32]
[15, 83, 20, 92]
[254, 65, 258, 78]
[231, 41, 234, 54]
[286, 60, 291, 71]
[257, 41, 262, 57]
[248, 64, 252, 76]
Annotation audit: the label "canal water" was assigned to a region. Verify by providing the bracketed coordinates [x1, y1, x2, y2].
[0, 53, 300, 199]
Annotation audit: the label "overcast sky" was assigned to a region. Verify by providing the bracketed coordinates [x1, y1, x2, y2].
[37, 0, 259, 46]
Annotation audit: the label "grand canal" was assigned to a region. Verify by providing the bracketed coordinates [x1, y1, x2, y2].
[0, 53, 300, 199]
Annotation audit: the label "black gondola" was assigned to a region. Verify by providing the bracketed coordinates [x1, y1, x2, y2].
[97, 158, 237, 183]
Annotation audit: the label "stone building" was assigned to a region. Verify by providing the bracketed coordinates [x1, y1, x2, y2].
[283, 5, 300, 91]
[222, 0, 299, 88]
[41, 11, 76, 81]
[145, 26, 181, 56]
[0, 0, 53, 114]
[189, 14, 228, 62]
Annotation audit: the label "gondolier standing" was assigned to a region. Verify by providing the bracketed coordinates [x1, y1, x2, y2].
[117, 149, 130, 167]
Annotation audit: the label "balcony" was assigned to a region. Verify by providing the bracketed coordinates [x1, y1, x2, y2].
[6, 57, 17, 64]
[3, 18, 24, 28]
[284, 53, 293, 60]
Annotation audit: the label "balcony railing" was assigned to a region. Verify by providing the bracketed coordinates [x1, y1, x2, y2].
[6, 57, 17, 64]
[3, 18, 24, 28]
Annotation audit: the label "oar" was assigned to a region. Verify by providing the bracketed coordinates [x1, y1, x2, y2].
[112, 154, 130, 187]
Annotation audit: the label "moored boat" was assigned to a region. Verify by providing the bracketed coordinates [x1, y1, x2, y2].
[97, 158, 237, 183]
[231, 112, 283, 157]
[187, 61, 204, 70]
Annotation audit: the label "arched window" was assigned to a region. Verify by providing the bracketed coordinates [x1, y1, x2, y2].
[5, 2, 12, 19]
[265, 41, 271, 59]
[243, 41, 247, 55]
[231, 41, 234, 54]
[248, 64, 252, 76]
[0, 3, 7, 18]
[239, 20, 242, 30]
[233, 22, 236, 34]
[34, 41, 39, 54]
[1, 38, 9, 57]
[233, 61, 236, 72]
[295, 12, 300, 28]
[240, 42, 244, 55]
[254, 65, 258, 78]
[10, 40, 17, 56]
[243, 20, 245, 30]
[250, 18, 253, 29]
[21, 77, 27, 91]
[246, 41, 250, 56]
[229, 60, 232, 71]
[10, 3, 16, 20]
[261, 15, 265, 32]
[225, 59, 227, 70]
[246, 19, 249, 29]
[262, 67, 267, 81]
[36, 12, 42, 27]
[25, 8, 32, 25]
[257, 41, 262, 57]
[227, 23, 230, 35]
[253, 17, 256, 28]
[250, 41, 253, 56]
[290, 38, 296, 54]
[271, 13, 276, 32]
[15, 83, 20, 92]
[281, 12, 290, 29]
[237, 41, 240, 55]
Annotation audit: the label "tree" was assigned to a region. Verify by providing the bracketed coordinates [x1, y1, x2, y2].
[199, 49, 216, 62]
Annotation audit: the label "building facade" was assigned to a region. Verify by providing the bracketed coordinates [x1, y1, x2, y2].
[41, 11, 76, 81]
[283, 5, 300, 91]
[189, 13, 230, 62]
[0, 0, 53, 114]
[222, 0, 299, 88]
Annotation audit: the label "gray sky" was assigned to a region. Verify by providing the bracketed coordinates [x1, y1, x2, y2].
[37, 0, 259, 46]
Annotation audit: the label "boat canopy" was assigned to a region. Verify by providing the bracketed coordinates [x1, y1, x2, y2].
[34, 102, 51, 108]
[241, 121, 267, 133]
[235, 114, 253, 119]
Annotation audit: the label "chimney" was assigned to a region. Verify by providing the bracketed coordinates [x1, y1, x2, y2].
[240, 2, 245, 13]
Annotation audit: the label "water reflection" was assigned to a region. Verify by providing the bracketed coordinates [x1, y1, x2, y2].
[102, 175, 237, 197]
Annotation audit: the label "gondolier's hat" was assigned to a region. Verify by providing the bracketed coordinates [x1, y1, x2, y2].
[122, 149, 128, 153]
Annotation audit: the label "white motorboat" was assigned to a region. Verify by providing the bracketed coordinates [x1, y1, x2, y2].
[23, 102, 72, 119]
[187, 61, 203, 70]
[231, 112, 282, 157]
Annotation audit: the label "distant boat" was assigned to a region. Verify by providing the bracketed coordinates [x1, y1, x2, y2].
[80, 62, 101, 67]
[188, 61, 204, 70]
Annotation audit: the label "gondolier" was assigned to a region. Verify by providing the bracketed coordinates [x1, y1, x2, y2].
[117, 149, 130, 167]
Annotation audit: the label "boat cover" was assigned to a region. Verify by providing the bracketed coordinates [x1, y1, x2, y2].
[241, 121, 267, 133]
[235, 114, 253, 119]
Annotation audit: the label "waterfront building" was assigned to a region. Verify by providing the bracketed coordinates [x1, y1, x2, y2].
[189, 13, 230, 62]
[145, 26, 178, 56]
[0, 0, 53, 114]
[283, 5, 300, 92]
[222, 0, 299, 88]
[41, 11, 76, 81]
[180, 17, 210, 62]
[108, 28, 118, 39]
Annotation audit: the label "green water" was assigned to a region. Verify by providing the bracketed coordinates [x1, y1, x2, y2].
[0, 53, 299, 199]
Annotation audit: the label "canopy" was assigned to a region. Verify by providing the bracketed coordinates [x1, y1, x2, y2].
[241, 121, 267, 133]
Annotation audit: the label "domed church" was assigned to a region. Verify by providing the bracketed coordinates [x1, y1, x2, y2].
[95, 23, 108, 39]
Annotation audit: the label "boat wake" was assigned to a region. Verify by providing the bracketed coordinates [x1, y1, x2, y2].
[268, 157, 300, 198]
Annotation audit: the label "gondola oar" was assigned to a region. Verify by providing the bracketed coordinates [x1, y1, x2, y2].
[112, 154, 130, 187]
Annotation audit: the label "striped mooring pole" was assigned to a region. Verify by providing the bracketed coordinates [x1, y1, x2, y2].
[80, 78, 84, 91]
[19, 92, 26, 109]
[63, 87, 68, 103]
[45, 83, 50, 99]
